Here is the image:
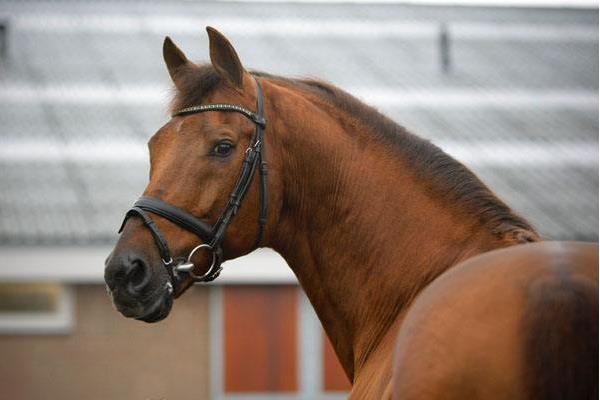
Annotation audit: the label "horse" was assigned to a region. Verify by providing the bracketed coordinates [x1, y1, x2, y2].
[104, 27, 598, 399]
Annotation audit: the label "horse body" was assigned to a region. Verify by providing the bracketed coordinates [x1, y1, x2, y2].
[105, 28, 598, 399]
[257, 75, 598, 399]
[392, 241, 597, 400]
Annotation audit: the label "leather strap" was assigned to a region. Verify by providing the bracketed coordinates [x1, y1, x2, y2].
[255, 79, 268, 249]
[122, 197, 214, 242]
[119, 207, 178, 284]
[173, 103, 266, 128]
[120, 206, 173, 264]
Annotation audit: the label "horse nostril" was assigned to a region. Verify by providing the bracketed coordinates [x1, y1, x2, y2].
[104, 251, 153, 295]
[126, 258, 152, 293]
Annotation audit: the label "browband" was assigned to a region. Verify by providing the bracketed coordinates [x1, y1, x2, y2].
[173, 103, 266, 127]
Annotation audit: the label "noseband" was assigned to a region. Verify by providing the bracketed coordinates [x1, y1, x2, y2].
[118, 77, 267, 293]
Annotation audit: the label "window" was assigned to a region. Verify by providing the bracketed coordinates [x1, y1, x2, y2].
[0, 283, 74, 334]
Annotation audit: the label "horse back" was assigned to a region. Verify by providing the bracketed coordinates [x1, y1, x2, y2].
[392, 241, 598, 400]
[522, 243, 598, 400]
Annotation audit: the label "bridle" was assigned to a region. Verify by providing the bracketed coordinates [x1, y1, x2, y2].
[118, 76, 267, 294]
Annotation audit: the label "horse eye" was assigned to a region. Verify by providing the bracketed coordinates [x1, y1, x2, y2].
[212, 141, 234, 157]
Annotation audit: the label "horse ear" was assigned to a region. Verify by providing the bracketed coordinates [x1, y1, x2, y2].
[206, 26, 246, 89]
[163, 36, 194, 89]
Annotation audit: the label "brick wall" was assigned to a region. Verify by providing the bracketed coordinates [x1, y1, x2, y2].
[0, 285, 210, 400]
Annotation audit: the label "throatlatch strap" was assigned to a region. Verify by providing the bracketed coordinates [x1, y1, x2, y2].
[253, 79, 268, 249]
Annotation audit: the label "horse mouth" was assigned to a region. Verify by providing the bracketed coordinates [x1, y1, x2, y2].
[136, 291, 173, 323]
[107, 283, 173, 323]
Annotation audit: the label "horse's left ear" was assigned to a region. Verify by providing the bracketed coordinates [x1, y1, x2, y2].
[206, 26, 247, 90]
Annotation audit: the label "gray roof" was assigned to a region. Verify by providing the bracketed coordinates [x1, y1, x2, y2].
[0, 1, 597, 245]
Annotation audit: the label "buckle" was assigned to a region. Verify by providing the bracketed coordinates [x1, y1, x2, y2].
[252, 114, 266, 128]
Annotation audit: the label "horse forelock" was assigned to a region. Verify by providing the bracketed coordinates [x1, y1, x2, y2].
[169, 64, 222, 114]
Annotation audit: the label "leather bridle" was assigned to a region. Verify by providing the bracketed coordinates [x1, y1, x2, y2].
[118, 76, 267, 294]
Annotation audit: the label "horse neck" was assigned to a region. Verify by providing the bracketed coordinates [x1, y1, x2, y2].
[262, 81, 521, 380]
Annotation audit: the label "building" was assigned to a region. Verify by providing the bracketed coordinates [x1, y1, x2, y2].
[0, 1, 597, 399]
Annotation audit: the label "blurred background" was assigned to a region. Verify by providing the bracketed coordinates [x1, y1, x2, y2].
[0, 0, 597, 399]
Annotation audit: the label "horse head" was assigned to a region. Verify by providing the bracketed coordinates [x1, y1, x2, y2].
[104, 28, 276, 322]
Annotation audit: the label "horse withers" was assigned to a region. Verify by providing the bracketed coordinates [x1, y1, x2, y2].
[104, 27, 598, 399]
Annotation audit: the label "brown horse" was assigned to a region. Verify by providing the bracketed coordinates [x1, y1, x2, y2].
[104, 27, 598, 399]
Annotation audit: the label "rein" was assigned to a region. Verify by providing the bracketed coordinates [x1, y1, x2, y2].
[118, 77, 267, 293]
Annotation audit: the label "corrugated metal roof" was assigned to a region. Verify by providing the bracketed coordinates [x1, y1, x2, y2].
[0, 1, 597, 244]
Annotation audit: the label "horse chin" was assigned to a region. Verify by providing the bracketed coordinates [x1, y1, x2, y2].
[136, 291, 174, 323]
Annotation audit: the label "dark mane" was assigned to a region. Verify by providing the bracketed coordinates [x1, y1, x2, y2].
[171, 66, 539, 242]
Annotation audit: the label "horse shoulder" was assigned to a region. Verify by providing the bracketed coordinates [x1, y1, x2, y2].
[391, 241, 598, 400]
